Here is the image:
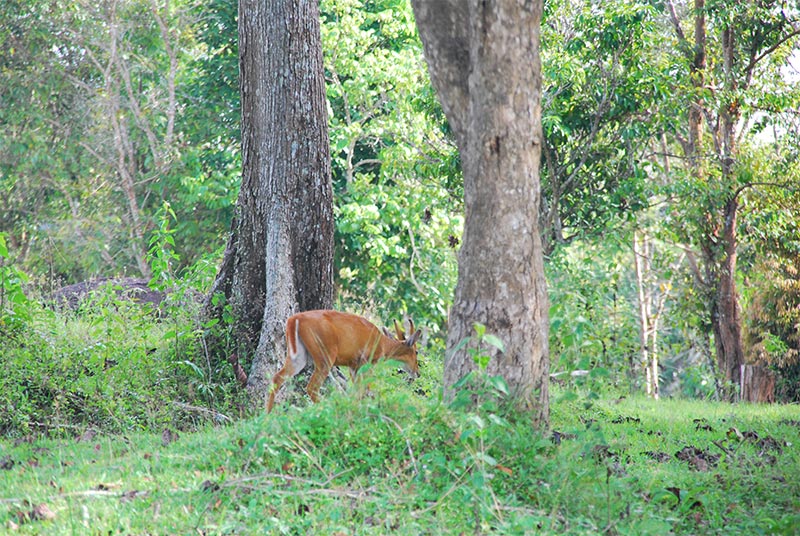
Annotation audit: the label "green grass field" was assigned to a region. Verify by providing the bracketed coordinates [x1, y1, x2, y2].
[2, 381, 799, 535]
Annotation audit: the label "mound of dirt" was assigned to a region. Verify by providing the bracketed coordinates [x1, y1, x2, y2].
[49, 277, 167, 310]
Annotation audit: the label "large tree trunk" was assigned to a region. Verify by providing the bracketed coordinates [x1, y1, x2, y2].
[412, 0, 549, 426]
[205, 0, 334, 405]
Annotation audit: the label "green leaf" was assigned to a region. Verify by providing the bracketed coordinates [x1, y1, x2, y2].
[475, 452, 497, 466]
[488, 413, 509, 428]
[452, 371, 474, 390]
[483, 334, 505, 353]
[467, 414, 486, 429]
[178, 360, 205, 379]
[470, 472, 486, 488]
[488, 375, 509, 396]
[449, 336, 471, 357]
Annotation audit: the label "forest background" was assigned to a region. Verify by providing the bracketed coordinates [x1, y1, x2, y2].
[3, 1, 800, 533]
[2, 0, 800, 435]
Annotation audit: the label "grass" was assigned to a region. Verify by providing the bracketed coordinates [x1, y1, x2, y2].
[2, 375, 800, 535]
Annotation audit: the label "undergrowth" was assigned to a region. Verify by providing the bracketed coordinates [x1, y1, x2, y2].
[1, 268, 798, 534]
[1, 372, 799, 534]
[0, 283, 242, 437]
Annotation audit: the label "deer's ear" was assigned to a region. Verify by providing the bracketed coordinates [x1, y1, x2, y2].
[405, 329, 422, 347]
[394, 319, 405, 340]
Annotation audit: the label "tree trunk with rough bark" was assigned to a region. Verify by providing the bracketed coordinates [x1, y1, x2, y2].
[740, 365, 775, 403]
[412, 0, 549, 426]
[205, 0, 334, 406]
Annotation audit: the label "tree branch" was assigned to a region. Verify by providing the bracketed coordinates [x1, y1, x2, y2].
[743, 25, 800, 75]
[665, 0, 691, 59]
[734, 180, 797, 200]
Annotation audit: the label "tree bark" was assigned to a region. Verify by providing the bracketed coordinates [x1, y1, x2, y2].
[688, 0, 706, 161]
[205, 0, 334, 405]
[714, 19, 744, 395]
[740, 365, 775, 403]
[709, 199, 744, 393]
[413, 0, 549, 426]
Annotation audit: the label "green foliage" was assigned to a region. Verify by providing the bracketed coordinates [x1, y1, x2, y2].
[547, 239, 639, 394]
[445, 324, 530, 529]
[323, 0, 461, 337]
[540, 0, 659, 246]
[176, 0, 242, 266]
[449, 322, 508, 397]
[0, 0, 236, 280]
[738, 145, 800, 269]
[743, 259, 800, 401]
[0, 233, 31, 334]
[147, 202, 180, 291]
[335, 175, 460, 340]
[0, 0, 97, 279]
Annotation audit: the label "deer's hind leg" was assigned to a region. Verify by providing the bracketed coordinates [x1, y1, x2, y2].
[300, 330, 337, 403]
[267, 318, 311, 412]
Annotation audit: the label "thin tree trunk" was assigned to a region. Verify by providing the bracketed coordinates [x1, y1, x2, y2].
[711, 199, 743, 394]
[633, 231, 664, 399]
[650, 324, 660, 399]
[633, 231, 653, 397]
[688, 0, 706, 161]
[104, 15, 151, 278]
